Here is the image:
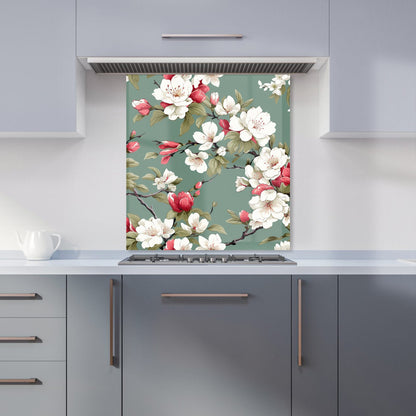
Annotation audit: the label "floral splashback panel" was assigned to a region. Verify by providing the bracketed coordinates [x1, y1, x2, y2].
[126, 74, 291, 251]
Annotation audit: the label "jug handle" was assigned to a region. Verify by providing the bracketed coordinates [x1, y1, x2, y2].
[15, 232, 23, 248]
[51, 234, 61, 253]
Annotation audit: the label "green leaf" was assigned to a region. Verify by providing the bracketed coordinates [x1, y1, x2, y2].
[127, 213, 141, 228]
[127, 172, 139, 181]
[180, 112, 194, 136]
[208, 224, 227, 234]
[128, 75, 140, 90]
[166, 210, 177, 219]
[171, 177, 183, 185]
[135, 184, 149, 193]
[176, 211, 189, 222]
[269, 134, 276, 148]
[227, 140, 239, 154]
[188, 102, 207, 116]
[225, 131, 240, 141]
[286, 86, 291, 107]
[242, 98, 254, 109]
[259, 236, 279, 245]
[174, 228, 192, 238]
[145, 74, 155, 78]
[215, 155, 228, 166]
[126, 180, 136, 190]
[126, 238, 138, 250]
[191, 208, 211, 221]
[133, 113, 144, 123]
[150, 110, 167, 126]
[226, 218, 242, 225]
[126, 158, 139, 168]
[227, 209, 240, 220]
[207, 158, 220, 176]
[195, 115, 207, 128]
[188, 237, 199, 245]
[142, 173, 156, 181]
[235, 89, 243, 104]
[126, 231, 138, 239]
[152, 104, 163, 110]
[152, 192, 168, 204]
[148, 166, 161, 177]
[278, 184, 290, 194]
[144, 152, 158, 160]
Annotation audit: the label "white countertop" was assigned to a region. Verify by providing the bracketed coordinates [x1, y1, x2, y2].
[0, 251, 415, 275]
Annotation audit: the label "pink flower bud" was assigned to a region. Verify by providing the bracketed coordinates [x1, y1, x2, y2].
[194, 190, 200, 196]
[160, 101, 171, 108]
[130, 130, 136, 138]
[126, 141, 140, 153]
[210, 92, 219, 106]
[132, 99, 151, 116]
[219, 119, 230, 135]
[168, 192, 194, 213]
[271, 163, 290, 187]
[251, 184, 274, 195]
[165, 239, 175, 250]
[159, 148, 179, 156]
[158, 141, 180, 149]
[195, 181, 202, 189]
[239, 210, 250, 223]
[190, 88, 206, 103]
[161, 155, 171, 164]
[126, 217, 136, 233]
[163, 74, 175, 80]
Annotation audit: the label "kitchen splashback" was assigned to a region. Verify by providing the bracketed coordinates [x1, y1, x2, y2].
[126, 74, 290, 251]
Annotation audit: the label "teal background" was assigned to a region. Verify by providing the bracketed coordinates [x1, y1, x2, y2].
[126, 74, 290, 250]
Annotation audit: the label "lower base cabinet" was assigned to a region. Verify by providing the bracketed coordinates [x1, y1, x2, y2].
[339, 275, 416, 416]
[292, 276, 338, 416]
[67, 275, 121, 416]
[123, 275, 292, 416]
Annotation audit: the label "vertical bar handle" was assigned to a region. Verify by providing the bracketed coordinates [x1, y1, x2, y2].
[109, 279, 115, 366]
[297, 278, 303, 367]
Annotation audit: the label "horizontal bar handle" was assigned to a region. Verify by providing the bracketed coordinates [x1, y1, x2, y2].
[0, 378, 40, 385]
[0, 293, 38, 299]
[162, 34, 243, 39]
[161, 293, 248, 298]
[0, 336, 39, 342]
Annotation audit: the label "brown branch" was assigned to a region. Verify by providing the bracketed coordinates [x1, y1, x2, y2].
[127, 189, 157, 218]
[225, 226, 262, 246]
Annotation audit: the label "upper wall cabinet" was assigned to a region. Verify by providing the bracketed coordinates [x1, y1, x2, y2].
[324, 0, 416, 138]
[0, 0, 84, 139]
[77, 0, 329, 57]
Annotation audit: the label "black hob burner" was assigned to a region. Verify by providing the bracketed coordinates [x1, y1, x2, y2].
[119, 253, 297, 265]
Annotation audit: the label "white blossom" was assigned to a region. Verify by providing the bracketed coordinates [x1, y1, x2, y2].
[258, 74, 290, 96]
[173, 237, 193, 250]
[215, 96, 241, 116]
[216, 146, 227, 156]
[152, 75, 193, 120]
[229, 106, 276, 147]
[274, 241, 291, 250]
[181, 213, 209, 234]
[153, 169, 178, 191]
[245, 165, 268, 188]
[249, 190, 289, 229]
[253, 147, 289, 180]
[235, 176, 249, 192]
[136, 218, 174, 249]
[196, 234, 226, 250]
[193, 122, 224, 151]
[193, 74, 223, 88]
[184, 149, 209, 173]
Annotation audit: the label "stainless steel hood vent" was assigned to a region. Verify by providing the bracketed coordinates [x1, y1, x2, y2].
[86, 57, 318, 74]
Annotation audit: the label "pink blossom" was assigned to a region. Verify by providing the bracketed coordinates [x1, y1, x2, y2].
[271, 163, 290, 187]
[165, 239, 175, 250]
[239, 210, 250, 223]
[132, 99, 151, 116]
[168, 192, 194, 213]
[126, 217, 135, 233]
[194, 190, 200, 196]
[210, 92, 219, 106]
[219, 119, 230, 135]
[161, 156, 171, 164]
[163, 74, 175, 80]
[190, 88, 206, 103]
[159, 148, 179, 156]
[195, 181, 202, 189]
[126, 141, 140, 153]
[252, 184, 274, 195]
[158, 141, 180, 149]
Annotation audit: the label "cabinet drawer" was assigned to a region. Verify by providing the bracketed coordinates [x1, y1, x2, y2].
[0, 276, 65, 317]
[0, 318, 65, 361]
[0, 362, 65, 416]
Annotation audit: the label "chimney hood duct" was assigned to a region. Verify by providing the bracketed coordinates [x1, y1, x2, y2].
[86, 57, 318, 74]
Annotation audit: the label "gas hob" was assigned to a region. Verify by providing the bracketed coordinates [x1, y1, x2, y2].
[119, 253, 297, 265]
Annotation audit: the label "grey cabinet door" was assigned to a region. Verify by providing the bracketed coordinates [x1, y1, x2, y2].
[329, 0, 416, 134]
[67, 275, 121, 416]
[292, 276, 337, 416]
[0, 0, 83, 137]
[77, 0, 328, 57]
[124, 275, 291, 416]
[339, 275, 416, 416]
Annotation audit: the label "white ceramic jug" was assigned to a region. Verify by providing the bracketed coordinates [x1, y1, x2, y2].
[16, 230, 61, 260]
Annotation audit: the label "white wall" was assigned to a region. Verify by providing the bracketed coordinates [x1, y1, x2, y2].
[0, 70, 415, 250]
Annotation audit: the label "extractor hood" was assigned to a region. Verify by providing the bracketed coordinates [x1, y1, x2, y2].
[85, 57, 325, 74]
